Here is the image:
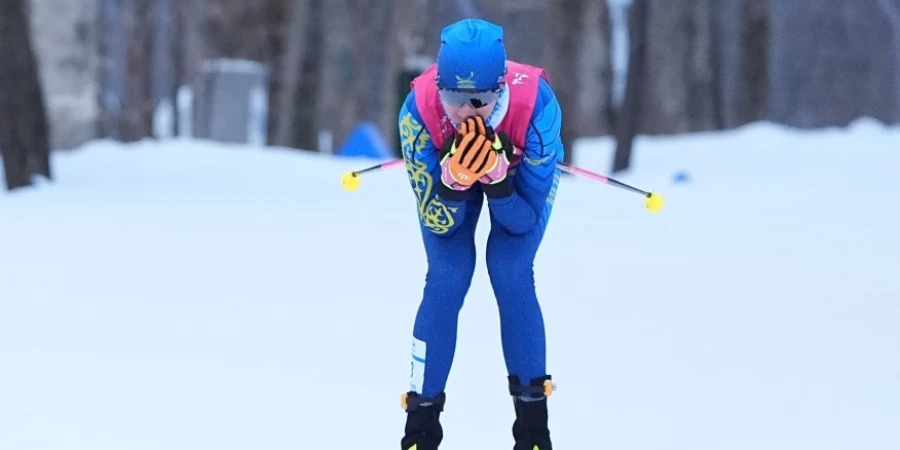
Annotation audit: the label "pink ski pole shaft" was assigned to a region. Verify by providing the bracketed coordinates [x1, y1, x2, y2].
[555, 162, 651, 197]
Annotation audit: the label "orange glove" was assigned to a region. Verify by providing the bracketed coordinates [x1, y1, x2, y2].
[440, 116, 501, 189]
[458, 115, 489, 136]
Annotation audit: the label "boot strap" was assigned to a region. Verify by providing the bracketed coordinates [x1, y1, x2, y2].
[508, 375, 555, 398]
[401, 391, 446, 412]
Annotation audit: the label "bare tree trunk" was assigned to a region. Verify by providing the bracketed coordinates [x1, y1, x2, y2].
[173, 0, 209, 138]
[122, 0, 154, 141]
[737, 0, 768, 125]
[710, 0, 742, 129]
[613, 0, 647, 172]
[640, 0, 687, 133]
[768, 0, 895, 127]
[175, 0, 208, 87]
[349, 0, 390, 127]
[707, 1, 725, 130]
[291, 0, 325, 152]
[0, 0, 53, 190]
[640, 0, 717, 134]
[545, 0, 586, 165]
[303, 0, 392, 153]
[687, 0, 717, 131]
[315, 0, 357, 149]
[495, 0, 546, 64]
[272, 0, 312, 147]
[97, 0, 126, 140]
[384, 0, 431, 152]
[710, 0, 768, 129]
[151, 0, 177, 138]
[873, 0, 900, 122]
[576, 0, 613, 136]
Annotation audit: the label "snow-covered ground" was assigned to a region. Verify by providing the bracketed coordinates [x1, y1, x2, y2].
[1, 119, 899, 450]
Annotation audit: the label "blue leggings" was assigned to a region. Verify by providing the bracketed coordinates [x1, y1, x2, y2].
[409, 194, 548, 398]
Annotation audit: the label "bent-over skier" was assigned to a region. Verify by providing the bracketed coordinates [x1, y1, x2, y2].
[397, 17, 564, 450]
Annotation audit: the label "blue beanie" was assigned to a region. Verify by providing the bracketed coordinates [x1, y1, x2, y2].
[436, 18, 507, 91]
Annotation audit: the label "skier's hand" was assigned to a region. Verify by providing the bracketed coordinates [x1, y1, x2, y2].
[478, 130, 514, 185]
[440, 116, 498, 189]
[458, 115, 489, 136]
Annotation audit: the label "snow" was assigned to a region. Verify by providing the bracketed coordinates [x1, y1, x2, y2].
[1, 119, 899, 450]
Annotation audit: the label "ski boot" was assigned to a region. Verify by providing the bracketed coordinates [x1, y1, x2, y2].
[400, 391, 446, 450]
[509, 375, 554, 450]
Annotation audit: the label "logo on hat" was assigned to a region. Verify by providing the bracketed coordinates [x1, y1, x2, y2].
[455, 72, 476, 90]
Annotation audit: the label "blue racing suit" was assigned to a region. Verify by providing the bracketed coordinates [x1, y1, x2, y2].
[398, 75, 564, 398]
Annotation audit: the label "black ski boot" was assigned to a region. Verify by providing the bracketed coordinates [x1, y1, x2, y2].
[400, 391, 446, 450]
[509, 375, 554, 450]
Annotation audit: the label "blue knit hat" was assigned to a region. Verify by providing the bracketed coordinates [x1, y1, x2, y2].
[436, 18, 507, 91]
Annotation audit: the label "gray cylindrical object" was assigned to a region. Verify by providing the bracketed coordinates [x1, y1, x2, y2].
[192, 58, 269, 145]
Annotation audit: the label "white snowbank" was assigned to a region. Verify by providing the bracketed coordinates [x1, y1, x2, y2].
[1, 119, 898, 450]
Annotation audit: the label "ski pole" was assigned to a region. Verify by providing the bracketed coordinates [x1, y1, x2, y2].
[556, 162, 650, 196]
[339, 158, 402, 192]
[340, 158, 664, 212]
[555, 162, 665, 212]
[340, 158, 403, 189]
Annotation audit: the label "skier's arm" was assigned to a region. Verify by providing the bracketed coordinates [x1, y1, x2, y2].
[483, 77, 563, 235]
[398, 91, 470, 237]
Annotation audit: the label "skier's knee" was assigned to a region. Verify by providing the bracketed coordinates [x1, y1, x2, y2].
[427, 251, 476, 286]
[485, 252, 535, 301]
[421, 253, 477, 312]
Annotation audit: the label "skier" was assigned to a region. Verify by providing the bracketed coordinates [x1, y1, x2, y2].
[397, 17, 563, 450]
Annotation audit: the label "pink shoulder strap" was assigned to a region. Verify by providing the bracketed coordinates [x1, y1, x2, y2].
[411, 64, 454, 149]
[496, 61, 548, 149]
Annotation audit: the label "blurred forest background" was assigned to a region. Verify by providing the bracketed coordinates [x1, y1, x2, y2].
[2, 0, 899, 190]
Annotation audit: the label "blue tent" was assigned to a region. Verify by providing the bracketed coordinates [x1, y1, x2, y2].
[335, 121, 394, 159]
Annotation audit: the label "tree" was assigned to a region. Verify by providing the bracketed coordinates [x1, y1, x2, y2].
[574, 1, 614, 137]
[0, 0, 52, 190]
[612, 0, 648, 172]
[639, 0, 717, 134]
[311, 0, 393, 152]
[736, 0, 768, 125]
[709, 0, 769, 129]
[545, 0, 612, 165]
[874, 0, 900, 123]
[384, 0, 431, 153]
[768, 0, 896, 127]
[122, 0, 154, 141]
[272, 0, 313, 147]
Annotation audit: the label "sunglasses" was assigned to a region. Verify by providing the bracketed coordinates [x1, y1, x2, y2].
[438, 87, 501, 109]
